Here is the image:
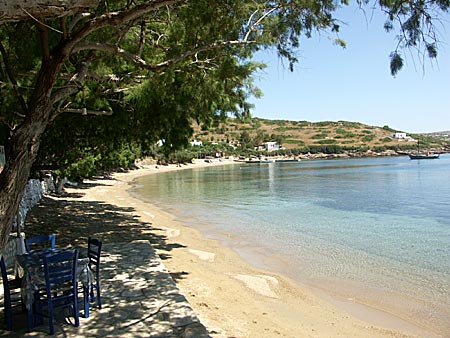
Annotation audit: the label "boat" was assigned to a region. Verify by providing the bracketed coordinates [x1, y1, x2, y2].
[409, 140, 440, 159]
[274, 159, 301, 163]
[409, 153, 440, 160]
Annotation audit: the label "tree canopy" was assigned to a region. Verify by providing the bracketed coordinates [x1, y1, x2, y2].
[0, 0, 448, 250]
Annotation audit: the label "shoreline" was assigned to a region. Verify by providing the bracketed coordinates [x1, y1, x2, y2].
[72, 159, 437, 337]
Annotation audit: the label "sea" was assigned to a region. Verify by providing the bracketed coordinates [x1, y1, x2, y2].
[133, 155, 450, 336]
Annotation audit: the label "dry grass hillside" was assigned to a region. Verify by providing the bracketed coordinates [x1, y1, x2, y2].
[192, 118, 446, 151]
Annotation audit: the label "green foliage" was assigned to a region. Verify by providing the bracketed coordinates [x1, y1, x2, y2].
[362, 135, 376, 142]
[308, 145, 342, 154]
[315, 121, 333, 127]
[62, 153, 100, 181]
[390, 51, 404, 76]
[239, 131, 252, 148]
[335, 128, 356, 138]
[164, 151, 195, 164]
[315, 139, 337, 144]
[311, 133, 329, 139]
[382, 125, 397, 132]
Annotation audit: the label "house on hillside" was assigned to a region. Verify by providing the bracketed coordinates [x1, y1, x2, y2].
[391, 133, 416, 142]
[391, 132, 407, 139]
[190, 140, 203, 147]
[264, 142, 280, 151]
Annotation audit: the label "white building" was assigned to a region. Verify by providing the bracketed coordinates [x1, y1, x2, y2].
[264, 142, 280, 151]
[190, 140, 203, 147]
[155, 139, 165, 147]
[391, 133, 416, 142]
[391, 132, 407, 139]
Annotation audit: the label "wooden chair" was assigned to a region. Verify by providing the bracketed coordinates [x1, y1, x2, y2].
[0, 256, 22, 330]
[24, 234, 56, 253]
[33, 250, 79, 335]
[84, 237, 102, 317]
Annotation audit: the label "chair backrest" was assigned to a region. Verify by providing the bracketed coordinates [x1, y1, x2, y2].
[25, 234, 56, 253]
[43, 250, 78, 293]
[87, 237, 102, 275]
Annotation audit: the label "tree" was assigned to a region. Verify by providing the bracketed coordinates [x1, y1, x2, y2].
[240, 131, 252, 149]
[272, 134, 286, 147]
[0, 0, 447, 251]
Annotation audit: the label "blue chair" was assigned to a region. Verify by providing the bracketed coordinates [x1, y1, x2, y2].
[33, 250, 80, 335]
[25, 234, 56, 253]
[85, 237, 102, 314]
[0, 256, 23, 330]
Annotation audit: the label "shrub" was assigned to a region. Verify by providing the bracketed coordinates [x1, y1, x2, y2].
[362, 135, 376, 142]
[315, 139, 337, 144]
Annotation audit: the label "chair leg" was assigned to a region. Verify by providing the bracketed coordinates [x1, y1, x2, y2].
[48, 303, 54, 335]
[26, 306, 33, 332]
[83, 285, 90, 318]
[33, 292, 43, 327]
[73, 294, 80, 327]
[4, 304, 12, 331]
[96, 283, 102, 309]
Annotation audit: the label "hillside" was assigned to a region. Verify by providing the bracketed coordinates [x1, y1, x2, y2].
[424, 131, 450, 141]
[192, 118, 448, 152]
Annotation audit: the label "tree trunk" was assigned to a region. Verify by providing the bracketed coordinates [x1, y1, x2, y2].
[0, 0, 97, 23]
[0, 55, 64, 251]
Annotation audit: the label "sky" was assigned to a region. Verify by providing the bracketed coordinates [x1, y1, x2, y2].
[249, 4, 450, 133]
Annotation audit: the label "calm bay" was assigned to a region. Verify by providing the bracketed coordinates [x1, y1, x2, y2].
[133, 155, 450, 336]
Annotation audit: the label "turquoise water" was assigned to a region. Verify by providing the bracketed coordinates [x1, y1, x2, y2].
[134, 155, 450, 335]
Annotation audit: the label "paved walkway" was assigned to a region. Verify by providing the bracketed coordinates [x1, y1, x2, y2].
[0, 240, 210, 337]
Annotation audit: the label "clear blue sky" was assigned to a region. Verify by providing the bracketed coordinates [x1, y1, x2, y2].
[249, 5, 450, 133]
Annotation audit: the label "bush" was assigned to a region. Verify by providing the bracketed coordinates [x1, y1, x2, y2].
[362, 135, 376, 142]
[311, 133, 329, 139]
[315, 139, 337, 144]
[63, 153, 100, 181]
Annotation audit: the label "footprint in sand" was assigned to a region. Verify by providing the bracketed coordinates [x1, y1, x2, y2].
[188, 249, 216, 262]
[143, 211, 155, 218]
[165, 228, 180, 238]
[232, 274, 279, 298]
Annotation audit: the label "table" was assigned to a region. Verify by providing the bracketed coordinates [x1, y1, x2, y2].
[15, 248, 94, 324]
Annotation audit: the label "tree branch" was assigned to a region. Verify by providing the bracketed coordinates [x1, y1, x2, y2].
[244, 6, 279, 42]
[138, 20, 146, 57]
[0, 0, 97, 23]
[67, 12, 92, 34]
[37, 22, 50, 61]
[72, 40, 255, 70]
[61, 108, 113, 116]
[51, 58, 92, 108]
[65, 0, 185, 53]
[61, 16, 68, 40]
[0, 42, 28, 113]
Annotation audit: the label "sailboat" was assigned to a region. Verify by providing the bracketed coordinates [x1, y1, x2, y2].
[409, 140, 440, 159]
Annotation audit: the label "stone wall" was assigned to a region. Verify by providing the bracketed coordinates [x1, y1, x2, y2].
[13, 176, 55, 231]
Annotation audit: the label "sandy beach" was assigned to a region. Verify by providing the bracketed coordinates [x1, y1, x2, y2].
[25, 159, 434, 338]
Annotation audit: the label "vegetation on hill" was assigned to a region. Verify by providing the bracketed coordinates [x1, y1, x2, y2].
[191, 117, 449, 156]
